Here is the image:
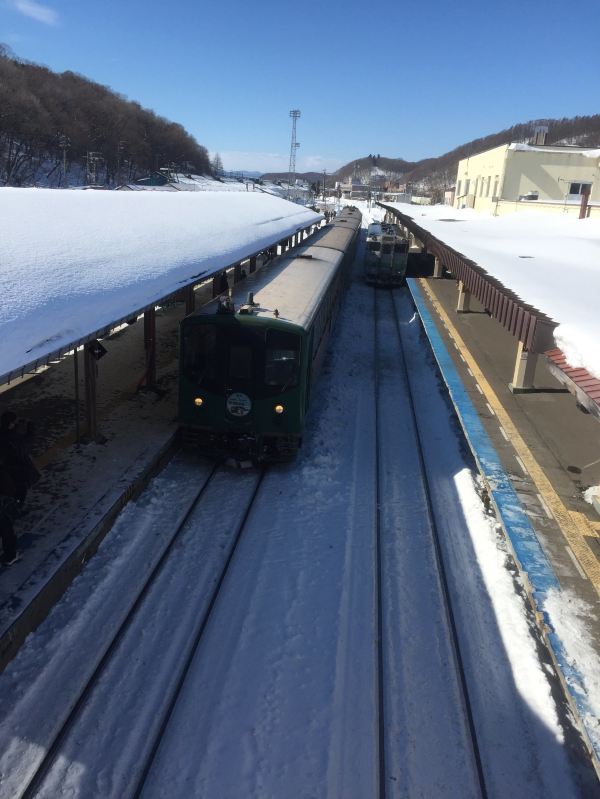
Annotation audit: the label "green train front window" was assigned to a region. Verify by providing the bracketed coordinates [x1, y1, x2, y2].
[183, 324, 216, 385]
[265, 329, 300, 387]
[229, 345, 253, 381]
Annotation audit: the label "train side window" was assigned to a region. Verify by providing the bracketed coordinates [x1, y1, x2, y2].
[183, 325, 216, 384]
[265, 329, 300, 387]
[229, 345, 253, 380]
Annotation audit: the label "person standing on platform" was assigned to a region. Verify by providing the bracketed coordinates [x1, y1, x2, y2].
[0, 461, 20, 566]
[0, 411, 39, 505]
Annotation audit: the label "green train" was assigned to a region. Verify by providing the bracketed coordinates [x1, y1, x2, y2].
[178, 207, 362, 462]
[364, 221, 408, 286]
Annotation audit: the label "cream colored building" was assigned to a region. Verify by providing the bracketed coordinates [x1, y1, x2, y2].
[454, 142, 600, 217]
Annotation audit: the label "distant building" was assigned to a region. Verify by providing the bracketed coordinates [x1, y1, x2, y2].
[134, 171, 170, 187]
[454, 138, 600, 217]
[340, 177, 369, 200]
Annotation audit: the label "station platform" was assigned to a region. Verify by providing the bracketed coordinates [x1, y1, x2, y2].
[0, 284, 195, 668]
[413, 273, 600, 634]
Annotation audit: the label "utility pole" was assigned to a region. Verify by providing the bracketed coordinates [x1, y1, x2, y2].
[322, 169, 327, 204]
[87, 151, 102, 186]
[117, 140, 126, 186]
[58, 133, 70, 187]
[287, 110, 301, 200]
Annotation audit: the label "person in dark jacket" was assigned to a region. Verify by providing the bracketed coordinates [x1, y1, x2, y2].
[0, 411, 39, 505]
[0, 461, 19, 565]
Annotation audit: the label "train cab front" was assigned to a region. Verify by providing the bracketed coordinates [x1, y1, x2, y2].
[179, 315, 304, 463]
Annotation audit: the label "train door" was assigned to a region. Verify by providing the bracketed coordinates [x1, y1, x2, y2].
[224, 325, 262, 419]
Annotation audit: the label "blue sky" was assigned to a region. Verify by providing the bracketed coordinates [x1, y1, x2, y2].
[1, 0, 599, 173]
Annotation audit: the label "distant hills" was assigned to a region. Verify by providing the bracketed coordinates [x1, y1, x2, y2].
[264, 115, 600, 200]
[0, 44, 210, 187]
[2, 44, 599, 198]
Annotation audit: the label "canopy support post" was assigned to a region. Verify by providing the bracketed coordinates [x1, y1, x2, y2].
[143, 307, 156, 388]
[457, 280, 471, 313]
[83, 343, 98, 442]
[509, 341, 539, 393]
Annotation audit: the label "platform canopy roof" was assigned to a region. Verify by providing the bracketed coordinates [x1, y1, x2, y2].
[383, 202, 600, 381]
[0, 188, 322, 385]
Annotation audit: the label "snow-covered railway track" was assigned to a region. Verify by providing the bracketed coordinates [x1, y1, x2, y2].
[374, 287, 486, 797]
[377, 285, 594, 798]
[0, 459, 265, 799]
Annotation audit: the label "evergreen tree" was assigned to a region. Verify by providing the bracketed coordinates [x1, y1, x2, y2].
[211, 152, 224, 175]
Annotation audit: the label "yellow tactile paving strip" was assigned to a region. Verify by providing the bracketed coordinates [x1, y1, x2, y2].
[420, 278, 600, 593]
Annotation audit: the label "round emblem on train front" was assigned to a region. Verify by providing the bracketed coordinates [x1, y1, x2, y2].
[226, 392, 252, 417]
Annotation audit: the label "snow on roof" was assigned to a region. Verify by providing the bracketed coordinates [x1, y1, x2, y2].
[0, 188, 321, 384]
[508, 143, 600, 158]
[387, 202, 600, 379]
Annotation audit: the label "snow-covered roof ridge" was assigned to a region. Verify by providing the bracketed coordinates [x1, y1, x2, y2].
[386, 202, 600, 380]
[0, 189, 322, 384]
[508, 143, 600, 158]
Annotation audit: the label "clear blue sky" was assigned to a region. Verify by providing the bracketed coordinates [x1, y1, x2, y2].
[1, 0, 599, 173]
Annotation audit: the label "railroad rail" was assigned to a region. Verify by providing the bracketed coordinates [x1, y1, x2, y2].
[11, 462, 265, 799]
[374, 287, 487, 797]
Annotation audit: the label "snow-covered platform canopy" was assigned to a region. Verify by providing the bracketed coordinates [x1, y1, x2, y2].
[0, 189, 322, 385]
[382, 202, 600, 382]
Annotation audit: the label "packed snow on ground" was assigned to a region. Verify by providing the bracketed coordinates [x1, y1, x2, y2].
[386, 202, 600, 380]
[0, 188, 321, 382]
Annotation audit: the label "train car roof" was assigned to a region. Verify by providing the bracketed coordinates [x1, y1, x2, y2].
[190, 243, 349, 331]
[311, 224, 359, 253]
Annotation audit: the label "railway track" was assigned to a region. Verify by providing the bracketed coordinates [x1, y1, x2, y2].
[5, 459, 265, 799]
[373, 286, 486, 797]
[0, 255, 594, 797]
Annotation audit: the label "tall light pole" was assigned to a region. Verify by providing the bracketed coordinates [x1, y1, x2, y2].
[287, 110, 301, 200]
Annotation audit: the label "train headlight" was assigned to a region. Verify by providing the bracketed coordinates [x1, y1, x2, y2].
[194, 397, 204, 407]
[274, 404, 285, 414]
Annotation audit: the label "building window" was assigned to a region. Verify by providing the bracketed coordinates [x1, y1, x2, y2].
[474, 178, 479, 196]
[493, 177, 499, 198]
[569, 182, 592, 196]
[464, 179, 470, 195]
[457, 180, 462, 196]
[486, 176, 491, 197]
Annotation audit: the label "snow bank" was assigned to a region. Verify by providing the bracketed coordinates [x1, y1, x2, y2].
[387, 202, 600, 380]
[0, 188, 321, 382]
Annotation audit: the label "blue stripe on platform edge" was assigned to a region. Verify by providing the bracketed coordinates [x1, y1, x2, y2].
[407, 278, 598, 758]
